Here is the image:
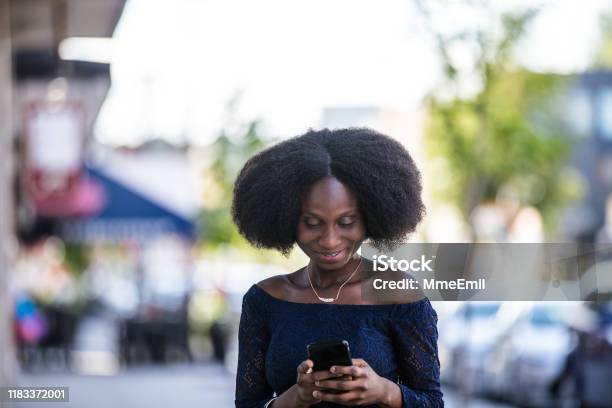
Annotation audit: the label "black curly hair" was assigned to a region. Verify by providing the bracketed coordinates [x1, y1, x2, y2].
[231, 127, 425, 255]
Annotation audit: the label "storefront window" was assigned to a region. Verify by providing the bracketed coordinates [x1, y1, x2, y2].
[567, 87, 591, 137]
[597, 86, 612, 141]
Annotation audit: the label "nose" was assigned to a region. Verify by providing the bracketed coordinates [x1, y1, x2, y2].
[319, 225, 342, 250]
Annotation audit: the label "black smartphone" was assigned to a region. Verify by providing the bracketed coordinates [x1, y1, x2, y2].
[307, 339, 352, 372]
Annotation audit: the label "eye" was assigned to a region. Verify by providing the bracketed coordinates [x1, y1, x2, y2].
[338, 218, 356, 227]
[303, 218, 322, 228]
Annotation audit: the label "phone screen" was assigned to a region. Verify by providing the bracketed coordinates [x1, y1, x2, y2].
[307, 339, 352, 372]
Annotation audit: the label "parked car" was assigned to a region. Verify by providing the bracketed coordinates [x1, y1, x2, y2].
[482, 303, 578, 407]
[439, 302, 508, 394]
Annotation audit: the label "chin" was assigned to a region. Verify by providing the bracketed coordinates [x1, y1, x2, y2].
[315, 255, 355, 270]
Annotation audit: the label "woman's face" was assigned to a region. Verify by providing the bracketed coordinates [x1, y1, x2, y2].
[296, 176, 366, 271]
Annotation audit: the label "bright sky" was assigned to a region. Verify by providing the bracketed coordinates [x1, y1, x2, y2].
[94, 0, 611, 146]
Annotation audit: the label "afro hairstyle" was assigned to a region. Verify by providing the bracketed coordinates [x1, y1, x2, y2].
[231, 127, 425, 254]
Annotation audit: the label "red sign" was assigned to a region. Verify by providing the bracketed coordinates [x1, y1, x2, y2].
[23, 101, 102, 217]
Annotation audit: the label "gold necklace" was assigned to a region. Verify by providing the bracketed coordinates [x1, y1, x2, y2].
[306, 258, 362, 303]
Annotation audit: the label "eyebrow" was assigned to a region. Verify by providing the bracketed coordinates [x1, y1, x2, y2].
[302, 210, 359, 218]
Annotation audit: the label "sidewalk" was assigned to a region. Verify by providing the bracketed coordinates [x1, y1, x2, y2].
[10, 363, 513, 408]
[12, 363, 235, 408]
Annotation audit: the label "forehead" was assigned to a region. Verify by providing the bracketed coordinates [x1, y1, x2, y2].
[302, 176, 359, 216]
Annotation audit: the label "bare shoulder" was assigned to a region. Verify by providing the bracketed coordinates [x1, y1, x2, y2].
[256, 272, 298, 300]
[256, 267, 308, 301]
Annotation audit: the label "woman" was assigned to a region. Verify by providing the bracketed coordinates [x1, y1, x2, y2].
[232, 128, 443, 407]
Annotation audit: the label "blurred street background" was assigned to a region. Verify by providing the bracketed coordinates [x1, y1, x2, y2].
[1, 0, 612, 407]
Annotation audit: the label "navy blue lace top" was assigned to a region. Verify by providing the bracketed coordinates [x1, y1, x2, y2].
[235, 284, 443, 407]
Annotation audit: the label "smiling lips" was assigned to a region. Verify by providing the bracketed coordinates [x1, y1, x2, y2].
[316, 249, 344, 260]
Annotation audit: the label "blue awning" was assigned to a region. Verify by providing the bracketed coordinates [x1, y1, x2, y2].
[60, 166, 197, 243]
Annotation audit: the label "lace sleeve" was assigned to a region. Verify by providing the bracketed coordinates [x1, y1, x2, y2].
[391, 300, 444, 408]
[235, 286, 274, 408]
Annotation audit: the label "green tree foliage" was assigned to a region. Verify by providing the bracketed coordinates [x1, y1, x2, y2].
[63, 243, 89, 276]
[594, 11, 612, 68]
[416, 1, 577, 235]
[199, 120, 267, 247]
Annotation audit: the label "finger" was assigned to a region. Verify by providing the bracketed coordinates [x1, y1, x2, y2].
[314, 378, 359, 392]
[313, 389, 361, 404]
[297, 359, 314, 374]
[351, 358, 369, 368]
[296, 362, 315, 384]
[312, 370, 344, 381]
[330, 365, 364, 377]
[311, 391, 323, 402]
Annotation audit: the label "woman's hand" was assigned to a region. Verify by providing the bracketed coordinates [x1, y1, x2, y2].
[271, 359, 344, 408]
[310, 358, 403, 408]
[290, 359, 343, 408]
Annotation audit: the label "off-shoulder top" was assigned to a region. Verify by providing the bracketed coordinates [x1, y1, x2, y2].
[235, 284, 443, 408]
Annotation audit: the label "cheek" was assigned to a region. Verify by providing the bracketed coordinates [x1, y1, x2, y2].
[350, 222, 367, 241]
[296, 224, 318, 244]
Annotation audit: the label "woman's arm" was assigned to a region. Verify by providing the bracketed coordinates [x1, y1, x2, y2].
[235, 286, 329, 408]
[235, 288, 275, 408]
[391, 300, 444, 408]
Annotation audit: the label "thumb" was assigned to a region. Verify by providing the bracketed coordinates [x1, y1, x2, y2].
[298, 359, 314, 374]
[352, 358, 368, 368]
